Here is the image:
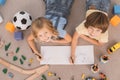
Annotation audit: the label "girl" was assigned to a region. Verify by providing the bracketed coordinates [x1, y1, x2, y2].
[27, 17, 71, 61]
[70, 0, 110, 63]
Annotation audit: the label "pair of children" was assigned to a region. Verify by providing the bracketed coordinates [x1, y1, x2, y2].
[27, 0, 110, 62]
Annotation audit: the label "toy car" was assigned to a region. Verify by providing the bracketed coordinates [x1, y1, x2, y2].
[108, 42, 120, 54]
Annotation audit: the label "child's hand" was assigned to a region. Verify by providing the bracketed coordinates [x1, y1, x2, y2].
[35, 53, 43, 61]
[69, 56, 75, 64]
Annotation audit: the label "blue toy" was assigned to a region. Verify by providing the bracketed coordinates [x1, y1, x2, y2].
[114, 5, 120, 14]
[0, 0, 6, 6]
[14, 31, 23, 41]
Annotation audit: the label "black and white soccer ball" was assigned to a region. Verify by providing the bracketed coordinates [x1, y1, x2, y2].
[13, 11, 32, 30]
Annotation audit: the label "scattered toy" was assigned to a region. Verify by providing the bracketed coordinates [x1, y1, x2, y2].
[21, 55, 26, 60]
[20, 58, 23, 65]
[13, 56, 18, 61]
[91, 64, 99, 73]
[2, 68, 8, 74]
[41, 74, 47, 80]
[114, 5, 120, 14]
[0, 0, 6, 6]
[6, 51, 14, 56]
[81, 73, 85, 80]
[15, 47, 20, 53]
[28, 58, 33, 66]
[8, 72, 14, 78]
[108, 42, 120, 54]
[14, 31, 23, 41]
[110, 15, 120, 26]
[48, 72, 56, 76]
[100, 55, 109, 63]
[57, 77, 61, 80]
[5, 22, 15, 33]
[85, 77, 96, 80]
[99, 72, 107, 80]
[5, 42, 11, 51]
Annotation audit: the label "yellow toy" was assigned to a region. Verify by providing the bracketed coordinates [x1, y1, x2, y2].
[5, 22, 15, 33]
[48, 72, 56, 76]
[81, 73, 85, 80]
[108, 42, 120, 54]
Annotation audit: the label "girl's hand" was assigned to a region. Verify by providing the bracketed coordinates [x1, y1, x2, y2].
[34, 53, 42, 61]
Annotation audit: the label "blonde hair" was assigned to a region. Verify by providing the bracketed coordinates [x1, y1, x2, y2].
[31, 17, 58, 38]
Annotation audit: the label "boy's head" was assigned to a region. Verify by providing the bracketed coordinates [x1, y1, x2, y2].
[31, 17, 58, 42]
[84, 12, 109, 37]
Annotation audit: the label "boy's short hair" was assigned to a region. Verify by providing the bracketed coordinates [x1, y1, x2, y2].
[31, 17, 58, 38]
[84, 12, 109, 33]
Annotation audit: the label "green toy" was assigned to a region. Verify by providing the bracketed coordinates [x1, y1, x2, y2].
[20, 58, 23, 64]
[21, 55, 26, 60]
[16, 47, 20, 53]
[13, 56, 18, 61]
[2, 68, 8, 74]
[5, 42, 11, 51]
[41, 74, 47, 80]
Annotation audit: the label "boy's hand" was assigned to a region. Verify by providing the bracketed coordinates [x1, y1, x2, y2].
[69, 56, 75, 64]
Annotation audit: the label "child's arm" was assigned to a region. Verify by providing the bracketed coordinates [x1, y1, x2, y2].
[80, 34, 104, 46]
[70, 32, 80, 63]
[27, 34, 42, 61]
[51, 33, 72, 44]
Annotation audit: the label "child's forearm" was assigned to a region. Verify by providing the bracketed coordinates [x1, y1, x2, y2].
[27, 40, 39, 54]
[80, 35, 103, 46]
[71, 32, 79, 56]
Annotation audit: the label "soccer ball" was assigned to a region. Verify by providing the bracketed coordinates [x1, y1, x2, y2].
[13, 11, 32, 30]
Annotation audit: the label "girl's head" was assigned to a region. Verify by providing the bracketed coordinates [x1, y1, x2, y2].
[31, 17, 58, 42]
[84, 12, 109, 37]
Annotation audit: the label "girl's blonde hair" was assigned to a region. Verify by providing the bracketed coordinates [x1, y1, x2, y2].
[31, 17, 58, 38]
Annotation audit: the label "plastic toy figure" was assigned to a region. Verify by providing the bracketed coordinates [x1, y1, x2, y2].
[99, 72, 107, 80]
[91, 64, 99, 73]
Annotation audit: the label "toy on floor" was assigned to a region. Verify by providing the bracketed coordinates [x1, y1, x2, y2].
[13, 56, 18, 61]
[48, 72, 56, 76]
[100, 55, 109, 64]
[20, 58, 24, 64]
[2, 68, 8, 74]
[0, 0, 6, 6]
[108, 42, 120, 54]
[114, 5, 120, 14]
[5, 22, 15, 33]
[15, 47, 20, 53]
[85, 77, 96, 80]
[5, 42, 11, 51]
[13, 11, 32, 30]
[8, 72, 14, 78]
[41, 74, 47, 80]
[0, 58, 49, 80]
[21, 55, 26, 60]
[81, 73, 85, 80]
[91, 64, 99, 73]
[110, 15, 120, 26]
[28, 58, 34, 66]
[0, 14, 3, 23]
[99, 72, 107, 80]
[6, 51, 14, 56]
[14, 31, 23, 41]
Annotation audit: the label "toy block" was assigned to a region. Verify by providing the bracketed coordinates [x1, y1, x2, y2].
[15, 47, 20, 53]
[0, 0, 6, 6]
[14, 31, 23, 41]
[110, 15, 120, 26]
[2, 68, 7, 74]
[114, 5, 120, 14]
[5, 22, 15, 33]
[0, 15, 3, 23]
